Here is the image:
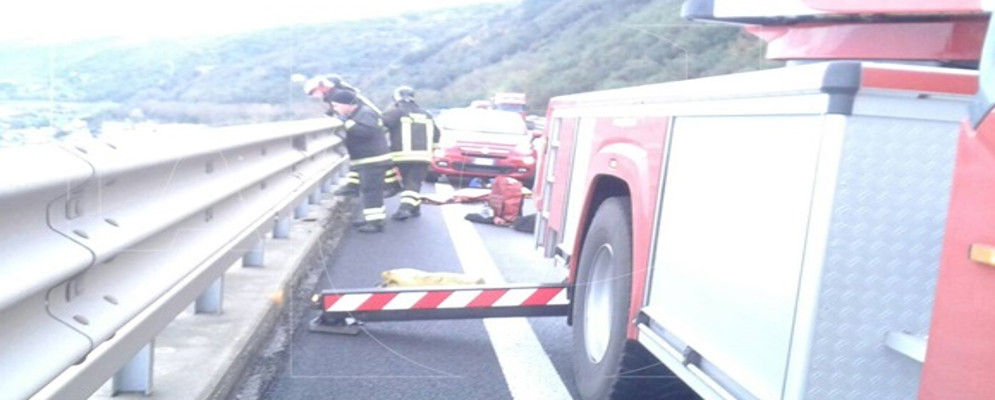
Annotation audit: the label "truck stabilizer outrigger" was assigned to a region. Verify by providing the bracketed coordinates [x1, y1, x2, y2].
[309, 283, 570, 335]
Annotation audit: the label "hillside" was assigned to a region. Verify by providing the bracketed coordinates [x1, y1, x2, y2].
[383, 0, 780, 110]
[0, 0, 779, 125]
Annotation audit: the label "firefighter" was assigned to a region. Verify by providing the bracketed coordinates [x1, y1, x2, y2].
[382, 86, 440, 220]
[326, 89, 390, 233]
[304, 75, 402, 197]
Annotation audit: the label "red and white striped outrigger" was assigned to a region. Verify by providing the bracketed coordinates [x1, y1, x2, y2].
[309, 284, 570, 334]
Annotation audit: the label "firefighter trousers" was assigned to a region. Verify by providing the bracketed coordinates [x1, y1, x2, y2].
[396, 161, 429, 211]
[356, 163, 388, 224]
[341, 167, 401, 196]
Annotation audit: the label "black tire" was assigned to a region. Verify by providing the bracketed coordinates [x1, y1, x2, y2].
[572, 197, 697, 400]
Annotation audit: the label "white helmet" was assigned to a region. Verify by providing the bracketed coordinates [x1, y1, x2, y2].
[393, 85, 415, 103]
[303, 76, 330, 95]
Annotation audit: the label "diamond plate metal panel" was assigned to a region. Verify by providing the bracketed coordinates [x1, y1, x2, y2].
[804, 116, 958, 400]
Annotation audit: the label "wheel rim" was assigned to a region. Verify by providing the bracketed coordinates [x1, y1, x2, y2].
[584, 243, 616, 364]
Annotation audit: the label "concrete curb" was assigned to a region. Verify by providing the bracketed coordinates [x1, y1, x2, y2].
[90, 194, 347, 400]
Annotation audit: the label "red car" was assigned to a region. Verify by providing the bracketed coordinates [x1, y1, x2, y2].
[429, 108, 537, 186]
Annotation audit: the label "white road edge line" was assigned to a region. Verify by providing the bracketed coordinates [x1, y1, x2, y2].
[436, 184, 572, 400]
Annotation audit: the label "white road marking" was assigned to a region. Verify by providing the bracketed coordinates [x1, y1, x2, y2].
[436, 184, 572, 400]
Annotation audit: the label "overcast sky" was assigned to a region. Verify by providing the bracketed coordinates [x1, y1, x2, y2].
[0, 0, 519, 43]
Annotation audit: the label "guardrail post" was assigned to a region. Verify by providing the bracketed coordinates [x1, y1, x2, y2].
[243, 240, 265, 268]
[195, 277, 224, 314]
[112, 341, 154, 395]
[273, 213, 292, 239]
[309, 189, 321, 205]
[294, 200, 309, 219]
[321, 176, 334, 193]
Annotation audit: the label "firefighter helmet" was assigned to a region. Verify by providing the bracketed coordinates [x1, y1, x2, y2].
[303, 76, 330, 95]
[393, 86, 415, 103]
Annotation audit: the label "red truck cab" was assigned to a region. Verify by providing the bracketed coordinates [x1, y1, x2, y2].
[492, 92, 528, 118]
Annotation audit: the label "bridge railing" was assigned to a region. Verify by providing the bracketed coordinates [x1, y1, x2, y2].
[0, 118, 348, 399]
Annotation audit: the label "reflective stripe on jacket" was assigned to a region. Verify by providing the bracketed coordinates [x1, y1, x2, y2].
[384, 102, 440, 163]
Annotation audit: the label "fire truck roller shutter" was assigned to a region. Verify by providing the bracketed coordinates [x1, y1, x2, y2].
[572, 196, 695, 400]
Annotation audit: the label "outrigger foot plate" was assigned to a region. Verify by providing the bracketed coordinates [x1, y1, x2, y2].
[309, 316, 362, 335]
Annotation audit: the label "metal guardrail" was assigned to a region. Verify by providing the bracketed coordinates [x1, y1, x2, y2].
[0, 118, 348, 399]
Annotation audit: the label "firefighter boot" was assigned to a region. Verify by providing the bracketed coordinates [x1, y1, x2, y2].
[392, 204, 413, 221]
[410, 205, 421, 217]
[357, 220, 385, 233]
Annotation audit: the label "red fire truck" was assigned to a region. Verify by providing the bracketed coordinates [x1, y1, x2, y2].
[493, 92, 528, 117]
[312, 1, 995, 399]
[531, 1, 995, 399]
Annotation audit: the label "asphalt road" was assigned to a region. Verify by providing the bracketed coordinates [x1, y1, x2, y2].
[232, 182, 580, 400]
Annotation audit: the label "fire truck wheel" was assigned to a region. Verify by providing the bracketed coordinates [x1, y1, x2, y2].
[572, 197, 695, 400]
[572, 197, 635, 399]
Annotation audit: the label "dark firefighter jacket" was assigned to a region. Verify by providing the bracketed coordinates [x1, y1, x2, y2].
[342, 104, 391, 166]
[382, 101, 441, 163]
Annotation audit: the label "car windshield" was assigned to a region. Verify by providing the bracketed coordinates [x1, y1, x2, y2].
[437, 109, 527, 135]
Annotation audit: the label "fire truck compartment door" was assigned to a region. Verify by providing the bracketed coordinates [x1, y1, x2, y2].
[645, 114, 828, 400]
